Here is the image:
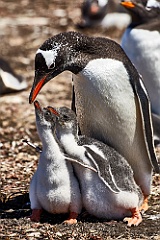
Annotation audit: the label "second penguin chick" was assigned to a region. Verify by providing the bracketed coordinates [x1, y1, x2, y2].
[29, 101, 82, 224]
[48, 106, 144, 227]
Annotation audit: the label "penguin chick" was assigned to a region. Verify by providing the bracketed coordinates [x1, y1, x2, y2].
[29, 32, 159, 206]
[29, 101, 82, 224]
[48, 106, 144, 227]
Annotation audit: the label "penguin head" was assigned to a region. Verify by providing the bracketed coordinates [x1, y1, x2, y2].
[77, 0, 109, 28]
[29, 32, 92, 104]
[121, 0, 160, 24]
[29, 31, 119, 105]
[34, 100, 56, 132]
[47, 106, 78, 137]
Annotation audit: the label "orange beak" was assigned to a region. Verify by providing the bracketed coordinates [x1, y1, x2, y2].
[34, 100, 42, 111]
[47, 106, 60, 117]
[29, 76, 46, 104]
[121, 1, 135, 8]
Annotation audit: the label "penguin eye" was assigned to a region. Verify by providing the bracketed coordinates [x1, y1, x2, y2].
[44, 111, 51, 119]
[63, 114, 70, 121]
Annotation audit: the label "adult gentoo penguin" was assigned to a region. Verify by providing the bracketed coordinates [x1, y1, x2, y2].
[29, 100, 82, 223]
[47, 105, 144, 226]
[121, 0, 160, 116]
[29, 31, 159, 211]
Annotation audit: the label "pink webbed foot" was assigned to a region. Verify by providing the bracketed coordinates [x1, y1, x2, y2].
[63, 212, 78, 225]
[30, 209, 43, 222]
[123, 207, 142, 227]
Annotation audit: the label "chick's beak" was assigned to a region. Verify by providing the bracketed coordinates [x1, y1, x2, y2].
[29, 75, 47, 104]
[47, 106, 60, 117]
[34, 100, 42, 111]
[121, 1, 135, 8]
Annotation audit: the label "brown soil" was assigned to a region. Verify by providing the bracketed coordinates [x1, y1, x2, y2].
[0, 1, 160, 239]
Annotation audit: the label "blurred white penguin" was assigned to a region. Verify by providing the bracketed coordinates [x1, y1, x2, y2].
[77, 0, 131, 29]
[121, 0, 160, 145]
[121, 0, 160, 116]
[0, 58, 27, 95]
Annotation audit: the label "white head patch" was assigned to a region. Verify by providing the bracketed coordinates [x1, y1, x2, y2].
[37, 44, 61, 69]
[147, 0, 160, 8]
[98, 0, 108, 7]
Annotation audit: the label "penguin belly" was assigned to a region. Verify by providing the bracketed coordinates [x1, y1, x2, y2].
[122, 28, 160, 115]
[73, 58, 152, 195]
[33, 163, 72, 214]
[74, 167, 138, 220]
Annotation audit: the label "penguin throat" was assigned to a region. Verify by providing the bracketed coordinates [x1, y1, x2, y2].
[60, 133, 85, 158]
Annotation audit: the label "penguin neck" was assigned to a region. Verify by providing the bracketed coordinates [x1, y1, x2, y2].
[38, 127, 63, 161]
[59, 132, 85, 158]
[59, 132, 78, 152]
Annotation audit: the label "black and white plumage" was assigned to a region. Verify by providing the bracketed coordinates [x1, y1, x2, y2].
[121, 0, 160, 116]
[121, 0, 160, 145]
[77, 0, 131, 29]
[29, 101, 82, 224]
[29, 31, 159, 203]
[47, 106, 143, 227]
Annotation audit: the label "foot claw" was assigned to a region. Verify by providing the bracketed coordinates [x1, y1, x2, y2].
[63, 212, 78, 225]
[123, 216, 142, 227]
[123, 207, 142, 227]
[63, 218, 77, 225]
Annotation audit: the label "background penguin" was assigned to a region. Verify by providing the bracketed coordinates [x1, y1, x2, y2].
[29, 100, 82, 223]
[77, 0, 131, 29]
[0, 57, 27, 95]
[29, 31, 159, 211]
[120, 0, 160, 145]
[121, 0, 160, 116]
[47, 105, 144, 227]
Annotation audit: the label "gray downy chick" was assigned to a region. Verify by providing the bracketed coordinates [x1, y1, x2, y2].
[29, 101, 82, 224]
[48, 106, 144, 227]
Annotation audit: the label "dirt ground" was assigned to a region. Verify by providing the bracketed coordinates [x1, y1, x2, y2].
[0, 1, 160, 239]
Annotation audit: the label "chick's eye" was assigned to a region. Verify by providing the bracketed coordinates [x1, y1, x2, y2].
[45, 111, 51, 118]
[63, 115, 69, 121]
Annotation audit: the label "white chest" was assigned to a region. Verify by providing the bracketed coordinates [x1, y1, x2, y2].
[73, 58, 136, 145]
[121, 28, 160, 114]
[121, 28, 160, 67]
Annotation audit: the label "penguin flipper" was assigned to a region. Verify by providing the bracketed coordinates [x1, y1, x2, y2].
[65, 156, 98, 172]
[135, 76, 159, 173]
[84, 146, 120, 193]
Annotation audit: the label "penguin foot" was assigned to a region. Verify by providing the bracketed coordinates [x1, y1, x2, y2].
[123, 207, 142, 227]
[139, 196, 149, 213]
[63, 212, 78, 225]
[30, 209, 43, 222]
